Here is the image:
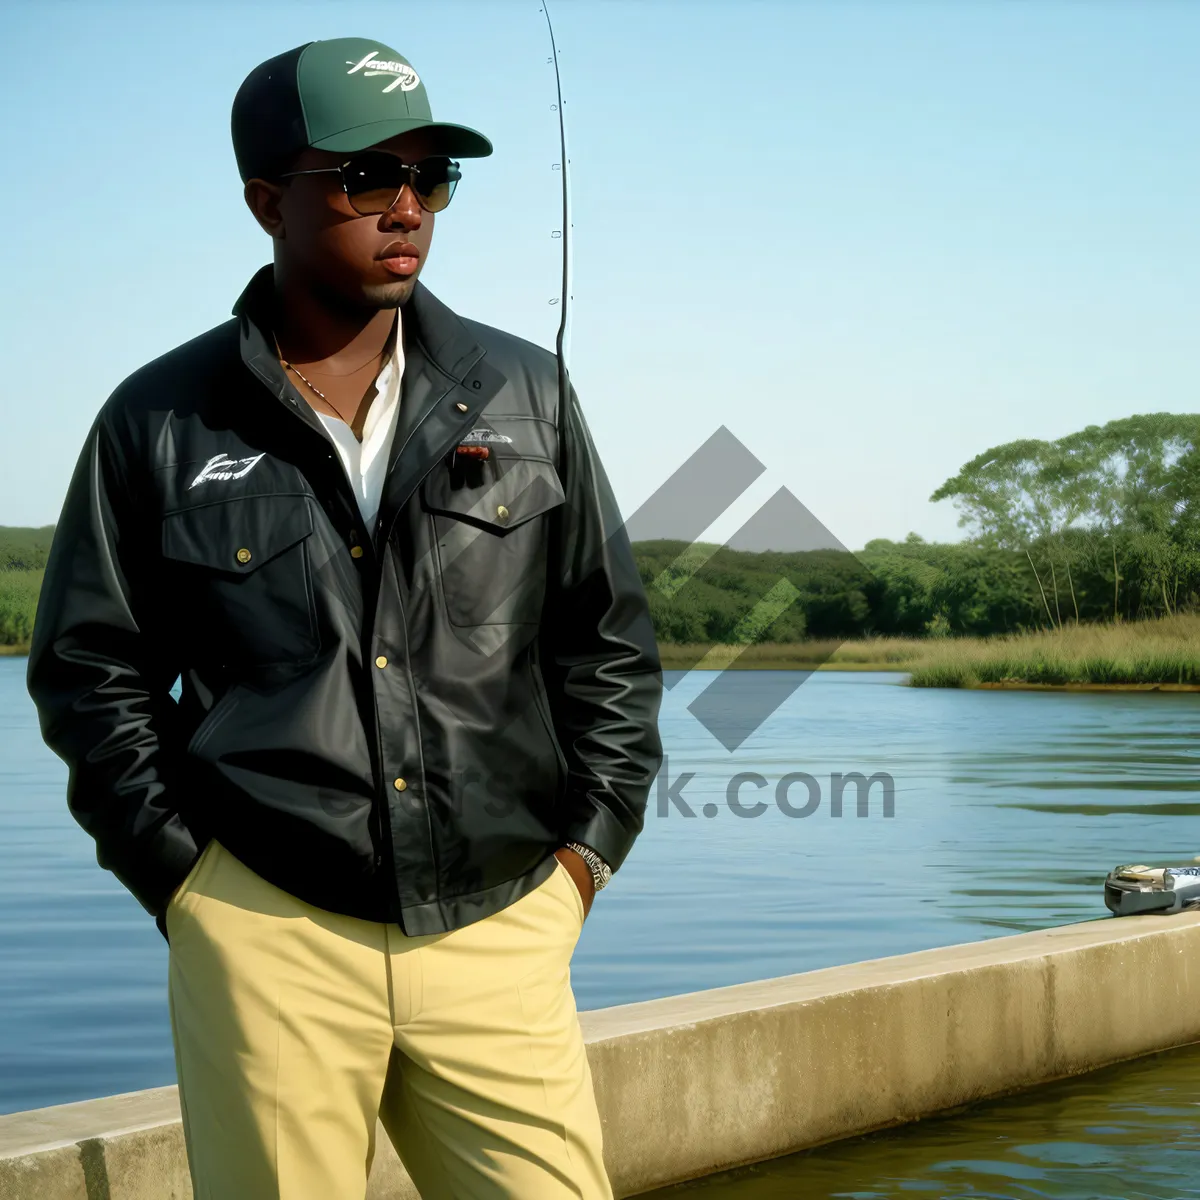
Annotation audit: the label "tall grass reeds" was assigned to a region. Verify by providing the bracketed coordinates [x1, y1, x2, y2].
[905, 613, 1200, 688]
[657, 614, 1200, 688]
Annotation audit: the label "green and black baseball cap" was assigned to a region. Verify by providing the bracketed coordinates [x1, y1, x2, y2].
[232, 37, 493, 183]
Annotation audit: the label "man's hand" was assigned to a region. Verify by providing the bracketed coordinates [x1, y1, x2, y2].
[554, 845, 595, 920]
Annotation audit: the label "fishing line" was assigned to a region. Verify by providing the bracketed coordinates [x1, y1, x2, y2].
[539, 0, 572, 449]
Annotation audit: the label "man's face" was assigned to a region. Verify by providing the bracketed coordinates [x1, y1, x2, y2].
[249, 128, 448, 310]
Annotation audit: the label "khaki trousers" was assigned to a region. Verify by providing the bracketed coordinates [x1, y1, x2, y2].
[165, 838, 613, 1200]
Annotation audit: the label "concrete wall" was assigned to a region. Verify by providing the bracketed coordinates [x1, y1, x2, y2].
[4, 911, 1200, 1199]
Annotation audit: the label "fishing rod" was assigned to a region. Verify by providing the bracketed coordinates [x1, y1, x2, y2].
[454, 6, 570, 472]
[539, 0, 572, 448]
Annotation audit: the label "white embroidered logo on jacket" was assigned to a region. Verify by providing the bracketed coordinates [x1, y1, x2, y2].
[188, 453, 266, 489]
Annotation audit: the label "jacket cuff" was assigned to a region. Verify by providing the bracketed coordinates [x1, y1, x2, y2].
[561, 802, 639, 874]
[128, 815, 203, 923]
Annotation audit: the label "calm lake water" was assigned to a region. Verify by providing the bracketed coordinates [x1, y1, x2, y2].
[3, 655, 1200, 1196]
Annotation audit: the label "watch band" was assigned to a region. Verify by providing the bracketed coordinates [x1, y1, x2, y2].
[565, 841, 612, 892]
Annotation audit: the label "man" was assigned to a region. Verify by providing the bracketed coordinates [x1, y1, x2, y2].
[26, 37, 663, 1200]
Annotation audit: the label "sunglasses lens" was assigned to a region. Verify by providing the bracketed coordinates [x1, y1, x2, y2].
[412, 159, 460, 213]
[342, 154, 461, 215]
[343, 154, 407, 215]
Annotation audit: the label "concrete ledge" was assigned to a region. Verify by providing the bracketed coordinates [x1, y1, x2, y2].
[5, 912, 1200, 1198]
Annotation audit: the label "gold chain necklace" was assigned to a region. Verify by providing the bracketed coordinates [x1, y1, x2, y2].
[281, 356, 358, 426]
[274, 336, 384, 427]
[280, 356, 331, 402]
[273, 335, 333, 403]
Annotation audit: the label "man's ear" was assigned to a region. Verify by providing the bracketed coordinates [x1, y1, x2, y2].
[244, 178, 286, 239]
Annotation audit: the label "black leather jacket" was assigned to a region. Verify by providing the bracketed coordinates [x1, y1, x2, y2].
[26, 266, 664, 941]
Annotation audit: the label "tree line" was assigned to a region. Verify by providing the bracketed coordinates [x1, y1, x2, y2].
[2, 412, 1196, 648]
[640, 412, 1200, 643]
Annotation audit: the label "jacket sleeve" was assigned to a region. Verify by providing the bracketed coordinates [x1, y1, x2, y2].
[26, 403, 200, 940]
[539, 381, 664, 872]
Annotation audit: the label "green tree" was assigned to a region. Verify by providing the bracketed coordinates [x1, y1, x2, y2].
[931, 413, 1200, 627]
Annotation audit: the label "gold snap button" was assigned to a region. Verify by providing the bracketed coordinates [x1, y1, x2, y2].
[350, 545, 364, 559]
[393, 777, 407, 791]
[455, 402, 468, 412]
[236, 547, 252, 564]
[496, 505, 509, 522]
[375, 655, 388, 669]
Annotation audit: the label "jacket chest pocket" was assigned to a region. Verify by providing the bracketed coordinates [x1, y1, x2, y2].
[421, 457, 565, 627]
[160, 494, 319, 667]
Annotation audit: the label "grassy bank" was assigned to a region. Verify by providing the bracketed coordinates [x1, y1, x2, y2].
[904, 613, 1200, 688]
[0, 568, 41, 649]
[656, 639, 923, 672]
[659, 614, 1200, 689]
[5, 613, 1197, 691]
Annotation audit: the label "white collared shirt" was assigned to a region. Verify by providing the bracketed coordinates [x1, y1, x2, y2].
[313, 325, 404, 534]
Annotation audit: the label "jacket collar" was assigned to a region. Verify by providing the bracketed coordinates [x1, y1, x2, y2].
[232, 265, 508, 548]
[232, 264, 488, 388]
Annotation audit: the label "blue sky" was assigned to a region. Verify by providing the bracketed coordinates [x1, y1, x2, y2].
[2, 0, 1197, 551]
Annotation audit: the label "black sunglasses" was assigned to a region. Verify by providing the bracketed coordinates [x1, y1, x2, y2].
[278, 151, 461, 215]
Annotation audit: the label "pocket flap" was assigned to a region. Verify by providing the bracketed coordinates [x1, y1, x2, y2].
[421, 458, 565, 534]
[162, 495, 315, 574]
